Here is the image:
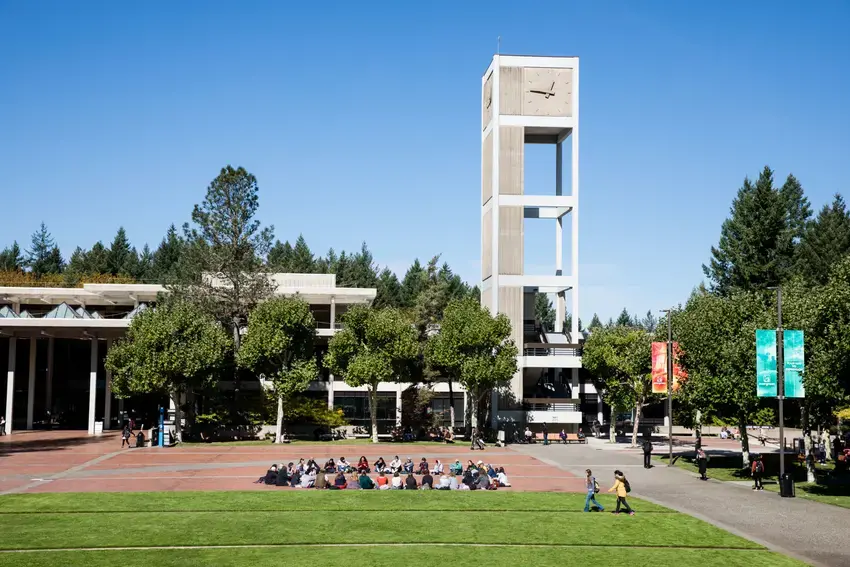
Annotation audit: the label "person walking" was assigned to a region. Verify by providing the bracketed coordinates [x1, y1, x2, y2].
[642, 439, 653, 468]
[542, 422, 549, 446]
[751, 454, 765, 490]
[0, 415, 6, 436]
[583, 469, 604, 512]
[695, 447, 708, 480]
[121, 424, 133, 448]
[608, 470, 634, 515]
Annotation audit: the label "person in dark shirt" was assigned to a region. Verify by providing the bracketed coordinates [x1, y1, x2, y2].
[421, 472, 434, 489]
[333, 472, 347, 489]
[642, 439, 653, 469]
[263, 465, 278, 485]
[358, 472, 375, 490]
[405, 473, 418, 489]
[275, 464, 290, 486]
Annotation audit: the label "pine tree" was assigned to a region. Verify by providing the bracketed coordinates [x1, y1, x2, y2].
[107, 227, 134, 275]
[588, 313, 602, 329]
[640, 310, 658, 332]
[86, 242, 111, 274]
[616, 308, 632, 327]
[534, 293, 555, 332]
[290, 235, 315, 273]
[795, 194, 850, 284]
[373, 267, 403, 308]
[704, 167, 810, 295]
[0, 242, 23, 271]
[26, 222, 63, 276]
[268, 240, 294, 271]
[137, 244, 153, 281]
[151, 225, 184, 283]
[347, 243, 379, 287]
[400, 259, 427, 308]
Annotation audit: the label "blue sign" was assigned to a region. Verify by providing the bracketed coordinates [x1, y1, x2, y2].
[756, 330, 777, 397]
[783, 330, 805, 398]
[158, 406, 165, 448]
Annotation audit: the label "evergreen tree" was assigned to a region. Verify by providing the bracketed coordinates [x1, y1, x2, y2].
[563, 314, 584, 334]
[26, 222, 63, 275]
[704, 167, 810, 295]
[534, 293, 556, 332]
[268, 240, 293, 271]
[400, 259, 427, 308]
[151, 225, 184, 283]
[795, 194, 850, 284]
[137, 244, 153, 281]
[107, 227, 134, 275]
[373, 267, 403, 308]
[0, 241, 23, 271]
[616, 308, 632, 327]
[640, 310, 658, 332]
[289, 234, 315, 273]
[347, 242, 379, 287]
[86, 242, 110, 274]
[588, 313, 602, 329]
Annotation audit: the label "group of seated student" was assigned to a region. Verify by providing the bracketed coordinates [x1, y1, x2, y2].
[257, 456, 511, 490]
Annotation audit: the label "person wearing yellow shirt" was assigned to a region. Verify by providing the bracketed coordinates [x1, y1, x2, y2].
[608, 470, 634, 515]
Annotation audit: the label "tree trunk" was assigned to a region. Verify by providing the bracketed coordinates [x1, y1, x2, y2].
[369, 386, 379, 444]
[802, 404, 816, 483]
[694, 409, 702, 438]
[738, 413, 750, 466]
[470, 390, 479, 431]
[447, 378, 455, 434]
[609, 410, 617, 443]
[631, 402, 641, 447]
[275, 395, 284, 444]
[170, 390, 183, 444]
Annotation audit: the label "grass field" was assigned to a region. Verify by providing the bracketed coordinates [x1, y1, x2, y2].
[0, 492, 805, 566]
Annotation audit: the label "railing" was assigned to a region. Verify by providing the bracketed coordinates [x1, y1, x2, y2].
[315, 321, 344, 330]
[524, 402, 580, 412]
[523, 320, 538, 335]
[523, 343, 582, 356]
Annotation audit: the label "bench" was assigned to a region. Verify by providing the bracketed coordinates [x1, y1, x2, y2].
[533, 432, 587, 444]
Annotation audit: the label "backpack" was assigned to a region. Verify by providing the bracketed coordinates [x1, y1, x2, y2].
[623, 478, 631, 493]
[593, 479, 600, 494]
[754, 461, 764, 474]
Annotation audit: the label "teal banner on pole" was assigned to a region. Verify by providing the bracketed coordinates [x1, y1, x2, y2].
[756, 329, 777, 397]
[783, 330, 805, 398]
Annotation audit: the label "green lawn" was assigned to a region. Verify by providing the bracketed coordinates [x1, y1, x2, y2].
[655, 453, 850, 509]
[0, 492, 804, 567]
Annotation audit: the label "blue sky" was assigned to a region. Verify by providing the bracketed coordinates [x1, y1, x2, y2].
[1, 1, 849, 321]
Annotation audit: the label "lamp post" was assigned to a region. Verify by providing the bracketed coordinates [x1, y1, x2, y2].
[660, 309, 673, 466]
[768, 286, 786, 483]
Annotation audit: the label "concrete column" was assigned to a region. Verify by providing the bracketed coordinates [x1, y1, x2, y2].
[103, 339, 112, 430]
[87, 338, 98, 435]
[330, 297, 336, 330]
[571, 368, 579, 394]
[327, 374, 335, 410]
[26, 338, 36, 429]
[395, 384, 402, 426]
[5, 337, 16, 435]
[570, 128, 580, 340]
[555, 142, 565, 334]
[45, 338, 54, 415]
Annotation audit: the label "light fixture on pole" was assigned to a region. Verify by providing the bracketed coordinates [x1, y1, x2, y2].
[660, 308, 674, 466]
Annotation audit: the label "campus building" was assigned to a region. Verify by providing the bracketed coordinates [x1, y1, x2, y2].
[481, 54, 599, 432]
[0, 274, 468, 437]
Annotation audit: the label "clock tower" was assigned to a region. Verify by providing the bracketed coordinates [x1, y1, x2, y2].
[480, 55, 582, 428]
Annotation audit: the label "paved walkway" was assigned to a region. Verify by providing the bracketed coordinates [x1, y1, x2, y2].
[515, 440, 849, 567]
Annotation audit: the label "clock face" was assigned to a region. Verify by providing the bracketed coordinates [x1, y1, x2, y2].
[522, 68, 573, 117]
[483, 72, 493, 128]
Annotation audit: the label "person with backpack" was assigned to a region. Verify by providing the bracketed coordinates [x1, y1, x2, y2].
[751, 454, 765, 490]
[583, 469, 604, 512]
[695, 447, 709, 480]
[642, 439, 653, 469]
[608, 470, 634, 515]
[121, 424, 133, 448]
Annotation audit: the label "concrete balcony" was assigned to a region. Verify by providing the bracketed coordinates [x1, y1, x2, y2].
[521, 342, 582, 369]
[523, 399, 583, 424]
[316, 321, 344, 337]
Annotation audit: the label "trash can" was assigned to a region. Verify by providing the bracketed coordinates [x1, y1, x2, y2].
[779, 473, 796, 498]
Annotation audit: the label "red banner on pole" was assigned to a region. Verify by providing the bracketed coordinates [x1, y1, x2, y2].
[651, 342, 687, 394]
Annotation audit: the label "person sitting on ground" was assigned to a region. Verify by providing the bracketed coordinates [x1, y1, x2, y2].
[391, 471, 404, 490]
[466, 460, 477, 473]
[261, 464, 278, 485]
[376, 471, 390, 490]
[496, 467, 511, 487]
[421, 471, 434, 490]
[418, 457, 429, 474]
[477, 472, 491, 490]
[347, 473, 361, 490]
[389, 456, 402, 474]
[374, 457, 387, 473]
[438, 473, 451, 490]
[489, 477, 500, 490]
[296, 458, 306, 473]
[405, 472, 418, 490]
[306, 459, 320, 474]
[444, 428, 455, 443]
[450, 460, 463, 475]
[331, 471, 347, 490]
[449, 472, 460, 490]
[719, 426, 729, 439]
[357, 456, 370, 473]
[276, 463, 290, 487]
[315, 471, 329, 489]
[462, 471, 476, 490]
[337, 457, 350, 473]
[486, 464, 498, 479]
[476, 460, 487, 475]
[403, 458, 414, 474]
[289, 466, 302, 487]
[431, 459, 444, 475]
[359, 471, 375, 490]
[324, 458, 336, 473]
[300, 470, 316, 488]
[524, 426, 533, 443]
[559, 429, 567, 444]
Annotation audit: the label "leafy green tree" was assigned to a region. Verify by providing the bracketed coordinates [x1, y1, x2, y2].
[237, 297, 318, 443]
[107, 227, 135, 275]
[325, 305, 419, 443]
[582, 325, 656, 445]
[26, 222, 63, 275]
[105, 299, 233, 442]
[151, 225, 184, 284]
[0, 242, 24, 271]
[373, 267, 403, 308]
[795, 194, 850, 285]
[535, 293, 555, 332]
[178, 165, 276, 352]
[704, 167, 810, 295]
[425, 298, 518, 431]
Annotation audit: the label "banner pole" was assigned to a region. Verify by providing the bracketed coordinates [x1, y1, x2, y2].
[777, 287, 785, 482]
[667, 309, 673, 466]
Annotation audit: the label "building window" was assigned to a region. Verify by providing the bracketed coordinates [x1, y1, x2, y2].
[333, 392, 396, 435]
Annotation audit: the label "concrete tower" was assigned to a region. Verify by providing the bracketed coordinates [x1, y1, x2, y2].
[481, 55, 584, 430]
